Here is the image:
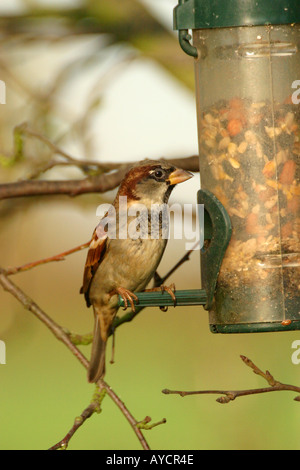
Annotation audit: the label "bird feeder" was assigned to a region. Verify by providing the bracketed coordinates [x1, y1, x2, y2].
[119, 0, 300, 335]
[173, 0, 300, 332]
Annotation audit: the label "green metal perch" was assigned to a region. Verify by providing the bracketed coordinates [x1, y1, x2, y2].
[118, 289, 207, 309]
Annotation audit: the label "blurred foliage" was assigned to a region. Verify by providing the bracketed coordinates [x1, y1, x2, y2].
[0, 0, 194, 90]
[0, 0, 194, 188]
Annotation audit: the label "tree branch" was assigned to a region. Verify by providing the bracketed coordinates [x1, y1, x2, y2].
[0, 267, 88, 368]
[0, 267, 154, 450]
[15, 123, 124, 178]
[5, 241, 91, 275]
[162, 355, 300, 403]
[48, 386, 106, 450]
[0, 156, 199, 200]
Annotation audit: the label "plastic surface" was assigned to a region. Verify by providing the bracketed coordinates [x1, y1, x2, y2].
[194, 24, 300, 331]
[174, 0, 300, 30]
[198, 189, 232, 310]
[118, 289, 207, 308]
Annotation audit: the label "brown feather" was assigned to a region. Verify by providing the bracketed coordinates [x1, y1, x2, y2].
[80, 227, 108, 307]
[116, 163, 163, 204]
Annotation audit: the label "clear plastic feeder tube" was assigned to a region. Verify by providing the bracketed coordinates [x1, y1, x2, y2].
[194, 24, 300, 329]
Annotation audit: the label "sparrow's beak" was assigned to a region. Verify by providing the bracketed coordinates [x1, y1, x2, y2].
[167, 168, 193, 185]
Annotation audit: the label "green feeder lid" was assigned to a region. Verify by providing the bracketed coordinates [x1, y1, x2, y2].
[174, 1, 300, 57]
[174, 0, 300, 30]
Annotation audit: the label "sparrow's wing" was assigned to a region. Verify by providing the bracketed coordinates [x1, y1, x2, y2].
[80, 221, 108, 307]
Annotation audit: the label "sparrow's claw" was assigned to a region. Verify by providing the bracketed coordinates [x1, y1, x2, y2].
[145, 283, 177, 307]
[160, 283, 176, 306]
[112, 287, 139, 312]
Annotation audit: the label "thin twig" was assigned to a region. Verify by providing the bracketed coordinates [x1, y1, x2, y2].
[103, 384, 151, 450]
[137, 416, 167, 430]
[48, 386, 106, 450]
[5, 241, 91, 276]
[0, 268, 151, 450]
[16, 123, 122, 176]
[158, 240, 200, 286]
[162, 355, 300, 404]
[49, 402, 99, 450]
[0, 267, 88, 368]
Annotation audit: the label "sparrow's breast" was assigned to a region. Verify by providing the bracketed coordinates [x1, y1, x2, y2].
[113, 236, 166, 291]
[89, 236, 167, 303]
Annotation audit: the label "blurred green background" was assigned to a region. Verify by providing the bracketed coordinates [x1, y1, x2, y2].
[0, 0, 300, 451]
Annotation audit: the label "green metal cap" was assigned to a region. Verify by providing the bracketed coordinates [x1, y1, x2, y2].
[174, 0, 300, 30]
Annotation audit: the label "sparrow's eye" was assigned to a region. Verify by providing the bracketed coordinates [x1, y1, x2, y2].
[152, 169, 165, 180]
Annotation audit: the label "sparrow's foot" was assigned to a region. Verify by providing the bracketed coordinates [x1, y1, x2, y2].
[145, 283, 177, 307]
[111, 287, 139, 312]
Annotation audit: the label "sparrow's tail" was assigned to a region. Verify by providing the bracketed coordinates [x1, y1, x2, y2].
[88, 312, 106, 383]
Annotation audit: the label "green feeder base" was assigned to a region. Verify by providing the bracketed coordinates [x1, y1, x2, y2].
[210, 320, 300, 334]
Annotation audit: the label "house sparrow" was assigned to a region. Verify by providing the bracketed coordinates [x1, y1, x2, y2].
[80, 160, 193, 383]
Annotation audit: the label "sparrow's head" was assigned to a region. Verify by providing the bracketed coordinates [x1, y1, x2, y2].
[117, 160, 193, 206]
